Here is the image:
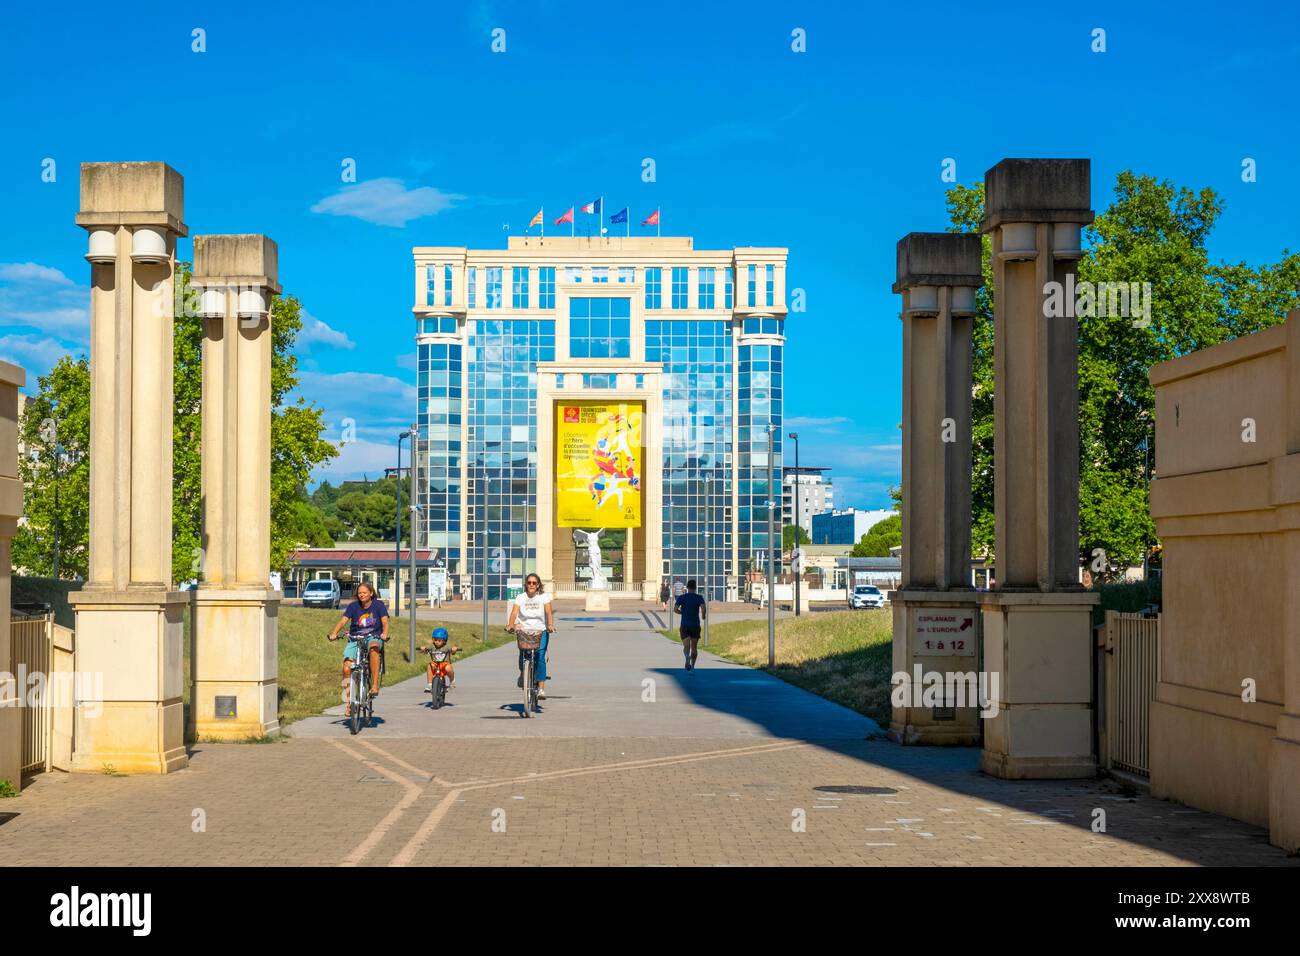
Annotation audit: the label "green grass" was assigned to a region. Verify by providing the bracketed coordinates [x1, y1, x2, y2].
[183, 606, 516, 735]
[662, 609, 895, 726]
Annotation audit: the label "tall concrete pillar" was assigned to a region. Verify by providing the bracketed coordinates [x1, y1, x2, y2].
[1271, 309, 1300, 849]
[889, 233, 984, 745]
[0, 360, 26, 789]
[190, 236, 281, 740]
[69, 162, 189, 774]
[977, 158, 1099, 779]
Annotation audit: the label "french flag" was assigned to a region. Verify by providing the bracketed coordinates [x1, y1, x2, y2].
[580, 198, 602, 215]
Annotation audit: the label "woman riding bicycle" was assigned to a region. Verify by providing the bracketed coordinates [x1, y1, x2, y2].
[505, 573, 555, 699]
[327, 582, 389, 716]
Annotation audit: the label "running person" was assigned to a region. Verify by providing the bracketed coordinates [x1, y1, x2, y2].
[327, 582, 389, 715]
[506, 573, 556, 699]
[675, 579, 706, 671]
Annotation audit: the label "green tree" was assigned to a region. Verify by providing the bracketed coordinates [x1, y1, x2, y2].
[851, 514, 902, 558]
[945, 172, 1300, 575]
[14, 358, 92, 578]
[782, 524, 810, 550]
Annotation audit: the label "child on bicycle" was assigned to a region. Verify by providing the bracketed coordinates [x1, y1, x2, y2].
[419, 626, 460, 692]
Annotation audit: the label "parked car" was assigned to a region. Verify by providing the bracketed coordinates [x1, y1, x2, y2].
[302, 579, 341, 609]
[850, 584, 886, 609]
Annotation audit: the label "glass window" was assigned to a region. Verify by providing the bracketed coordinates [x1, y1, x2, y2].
[747, 264, 757, 308]
[617, 266, 635, 284]
[724, 268, 733, 309]
[765, 264, 774, 307]
[591, 267, 609, 283]
[486, 267, 503, 310]
[671, 267, 688, 309]
[569, 298, 631, 358]
[565, 266, 583, 284]
[698, 267, 715, 309]
[425, 264, 436, 307]
[539, 266, 555, 309]
[512, 266, 529, 309]
[467, 267, 477, 308]
[645, 267, 662, 309]
[581, 372, 617, 389]
[444, 264, 453, 307]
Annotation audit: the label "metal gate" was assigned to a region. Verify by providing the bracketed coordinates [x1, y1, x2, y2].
[12, 613, 53, 774]
[1103, 611, 1160, 777]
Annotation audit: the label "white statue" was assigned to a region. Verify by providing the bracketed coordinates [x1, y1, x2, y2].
[573, 527, 608, 590]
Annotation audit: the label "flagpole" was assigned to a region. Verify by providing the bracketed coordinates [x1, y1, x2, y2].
[600, 196, 604, 241]
[541, 206, 544, 238]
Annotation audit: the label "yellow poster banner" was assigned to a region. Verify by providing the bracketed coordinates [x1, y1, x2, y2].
[555, 402, 644, 528]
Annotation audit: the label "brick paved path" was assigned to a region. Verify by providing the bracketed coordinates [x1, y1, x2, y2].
[3, 616, 1295, 866]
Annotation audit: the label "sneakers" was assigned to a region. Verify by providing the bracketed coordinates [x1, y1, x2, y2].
[538, 688, 547, 700]
[424, 684, 432, 694]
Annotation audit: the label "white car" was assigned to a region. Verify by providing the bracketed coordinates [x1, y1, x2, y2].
[850, 585, 886, 609]
[302, 579, 341, 609]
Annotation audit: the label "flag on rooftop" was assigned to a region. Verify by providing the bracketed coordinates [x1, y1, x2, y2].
[580, 198, 602, 215]
[609, 207, 628, 224]
[529, 208, 543, 227]
[554, 207, 574, 225]
[642, 208, 659, 226]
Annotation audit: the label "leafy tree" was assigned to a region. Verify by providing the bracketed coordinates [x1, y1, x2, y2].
[851, 514, 902, 558]
[782, 525, 810, 550]
[14, 358, 91, 578]
[945, 172, 1300, 575]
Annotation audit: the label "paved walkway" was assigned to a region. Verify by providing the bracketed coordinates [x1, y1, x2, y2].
[3, 616, 1296, 866]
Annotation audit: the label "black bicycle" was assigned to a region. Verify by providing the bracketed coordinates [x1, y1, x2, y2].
[333, 636, 384, 735]
[511, 626, 543, 718]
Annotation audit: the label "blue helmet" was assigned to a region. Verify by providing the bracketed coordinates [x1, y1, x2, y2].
[432, 627, 449, 642]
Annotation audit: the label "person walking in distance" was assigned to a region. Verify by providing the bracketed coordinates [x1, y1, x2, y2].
[659, 576, 670, 612]
[675, 579, 706, 671]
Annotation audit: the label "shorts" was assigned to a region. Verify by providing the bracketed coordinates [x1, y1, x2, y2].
[680, 624, 701, 640]
[344, 636, 384, 662]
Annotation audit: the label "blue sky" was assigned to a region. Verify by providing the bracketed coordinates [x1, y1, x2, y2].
[2, 0, 1297, 508]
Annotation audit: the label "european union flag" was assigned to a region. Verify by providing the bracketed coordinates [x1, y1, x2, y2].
[609, 207, 628, 224]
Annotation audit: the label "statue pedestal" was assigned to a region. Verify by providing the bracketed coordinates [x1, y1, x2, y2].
[584, 590, 610, 612]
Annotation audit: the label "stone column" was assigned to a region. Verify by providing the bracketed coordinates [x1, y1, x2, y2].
[0, 361, 25, 789]
[69, 162, 188, 774]
[1271, 309, 1300, 850]
[889, 233, 984, 745]
[977, 158, 1099, 779]
[190, 236, 281, 740]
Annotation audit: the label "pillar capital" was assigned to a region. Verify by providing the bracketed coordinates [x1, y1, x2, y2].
[192, 234, 281, 294]
[75, 161, 188, 237]
[978, 158, 1094, 232]
[892, 232, 984, 292]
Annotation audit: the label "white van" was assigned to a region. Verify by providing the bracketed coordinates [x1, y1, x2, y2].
[302, 578, 341, 609]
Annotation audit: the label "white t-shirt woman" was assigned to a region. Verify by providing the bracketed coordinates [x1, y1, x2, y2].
[512, 590, 552, 633]
[508, 576, 555, 693]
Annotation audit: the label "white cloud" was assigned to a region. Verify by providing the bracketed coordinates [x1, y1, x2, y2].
[0, 334, 80, 376]
[312, 437, 399, 484]
[0, 263, 74, 284]
[298, 370, 416, 404]
[310, 178, 465, 227]
[786, 415, 851, 429]
[0, 261, 90, 340]
[298, 310, 355, 351]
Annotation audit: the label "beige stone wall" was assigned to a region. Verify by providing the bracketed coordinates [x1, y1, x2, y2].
[0, 360, 25, 788]
[1149, 312, 1300, 850]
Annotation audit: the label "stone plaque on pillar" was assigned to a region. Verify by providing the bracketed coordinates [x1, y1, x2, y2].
[191, 235, 282, 741]
[70, 162, 189, 774]
[889, 233, 984, 745]
[977, 159, 1099, 779]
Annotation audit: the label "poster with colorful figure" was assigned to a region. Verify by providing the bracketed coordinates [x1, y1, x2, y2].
[556, 402, 643, 528]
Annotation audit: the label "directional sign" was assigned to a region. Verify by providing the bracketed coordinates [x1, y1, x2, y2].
[914, 611, 976, 657]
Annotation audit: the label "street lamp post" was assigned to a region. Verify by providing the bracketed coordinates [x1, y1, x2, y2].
[789, 431, 800, 617]
[396, 429, 410, 608]
[767, 422, 776, 667]
[409, 421, 419, 663]
[481, 484, 489, 644]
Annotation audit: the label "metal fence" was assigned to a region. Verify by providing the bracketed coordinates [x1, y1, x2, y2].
[12, 613, 53, 774]
[1101, 610, 1160, 777]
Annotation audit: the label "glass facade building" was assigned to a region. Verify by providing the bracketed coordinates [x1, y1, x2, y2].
[412, 236, 789, 601]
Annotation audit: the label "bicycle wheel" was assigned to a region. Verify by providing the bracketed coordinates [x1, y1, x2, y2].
[432, 676, 446, 709]
[349, 674, 362, 736]
[521, 657, 533, 718]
